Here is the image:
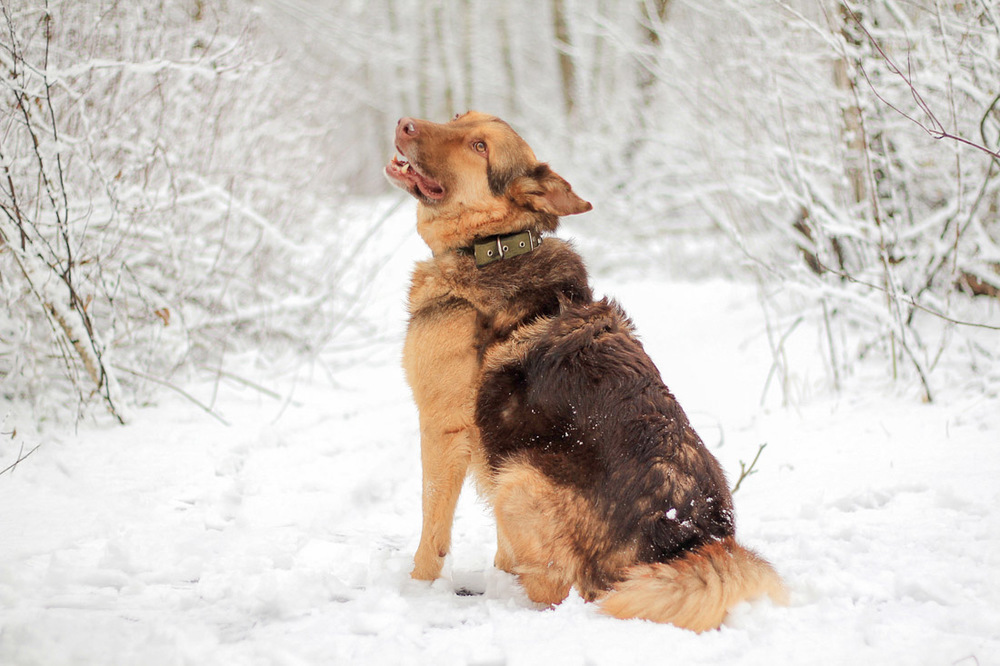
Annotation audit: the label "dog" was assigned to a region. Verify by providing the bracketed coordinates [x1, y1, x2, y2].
[385, 111, 785, 631]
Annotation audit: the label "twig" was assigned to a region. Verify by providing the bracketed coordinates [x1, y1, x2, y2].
[112, 365, 231, 426]
[197, 365, 283, 400]
[760, 313, 803, 407]
[732, 443, 767, 494]
[843, 5, 1000, 161]
[822, 298, 841, 391]
[0, 442, 42, 477]
[812, 257, 1000, 331]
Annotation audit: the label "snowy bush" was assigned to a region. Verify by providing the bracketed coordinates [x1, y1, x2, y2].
[0, 0, 373, 422]
[641, 1, 1000, 401]
[3, 0, 997, 423]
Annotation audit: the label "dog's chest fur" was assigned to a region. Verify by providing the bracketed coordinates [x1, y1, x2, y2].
[402, 240, 591, 487]
[406, 240, 591, 346]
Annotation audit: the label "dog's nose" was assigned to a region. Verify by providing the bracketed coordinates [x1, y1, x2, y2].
[397, 117, 418, 137]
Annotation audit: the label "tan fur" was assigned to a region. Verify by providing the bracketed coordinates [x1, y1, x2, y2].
[391, 111, 784, 630]
[480, 316, 556, 374]
[600, 538, 789, 632]
[491, 460, 638, 604]
[416, 203, 515, 255]
[402, 291, 479, 580]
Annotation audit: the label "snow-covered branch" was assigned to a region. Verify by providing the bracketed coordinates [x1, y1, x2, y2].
[0, 0, 373, 422]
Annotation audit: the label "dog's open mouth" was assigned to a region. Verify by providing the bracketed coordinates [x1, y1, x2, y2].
[385, 153, 446, 201]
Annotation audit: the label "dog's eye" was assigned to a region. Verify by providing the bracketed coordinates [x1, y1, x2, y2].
[472, 141, 487, 154]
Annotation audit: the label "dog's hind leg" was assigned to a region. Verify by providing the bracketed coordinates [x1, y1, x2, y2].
[492, 462, 579, 605]
[494, 521, 517, 574]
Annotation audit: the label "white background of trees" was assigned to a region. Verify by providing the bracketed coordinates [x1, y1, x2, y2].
[2, 0, 998, 422]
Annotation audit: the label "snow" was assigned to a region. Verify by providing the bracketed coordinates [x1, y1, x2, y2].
[2, 209, 999, 666]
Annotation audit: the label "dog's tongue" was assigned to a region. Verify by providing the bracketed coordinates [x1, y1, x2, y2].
[416, 175, 445, 199]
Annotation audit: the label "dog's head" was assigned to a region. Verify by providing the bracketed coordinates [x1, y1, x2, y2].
[385, 111, 591, 253]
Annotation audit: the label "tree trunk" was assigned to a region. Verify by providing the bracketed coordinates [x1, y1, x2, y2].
[638, 0, 672, 103]
[432, 2, 455, 116]
[461, 0, 474, 111]
[552, 0, 576, 117]
[836, 2, 867, 209]
[497, 2, 518, 116]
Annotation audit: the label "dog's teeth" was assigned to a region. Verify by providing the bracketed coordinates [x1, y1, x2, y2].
[401, 163, 411, 173]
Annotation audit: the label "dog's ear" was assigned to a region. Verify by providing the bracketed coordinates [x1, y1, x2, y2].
[509, 164, 592, 217]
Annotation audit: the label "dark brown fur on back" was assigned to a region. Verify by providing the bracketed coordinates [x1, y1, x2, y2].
[475, 252, 735, 583]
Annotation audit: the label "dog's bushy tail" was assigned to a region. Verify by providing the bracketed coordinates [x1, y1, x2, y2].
[599, 536, 786, 632]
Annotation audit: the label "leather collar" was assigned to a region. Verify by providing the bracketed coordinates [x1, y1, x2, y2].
[459, 230, 543, 268]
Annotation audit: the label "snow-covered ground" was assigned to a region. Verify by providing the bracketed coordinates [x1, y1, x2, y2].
[2, 206, 999, 665]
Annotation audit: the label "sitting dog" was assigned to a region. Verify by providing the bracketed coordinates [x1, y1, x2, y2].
[385, 111, 785, 631]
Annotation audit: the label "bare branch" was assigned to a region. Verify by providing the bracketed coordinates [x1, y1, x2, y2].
[731, 443, 767, 495]
[0, 419, 42, 478]
[0, 443, 42, 477]
[811, 256, 1000, 332]
[843, 4, 1000, 161]
[113, 365, 231, 427]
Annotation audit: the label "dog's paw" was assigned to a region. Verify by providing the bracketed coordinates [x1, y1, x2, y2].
[494, 549, 516, 574]
[411, 555, 444, 581]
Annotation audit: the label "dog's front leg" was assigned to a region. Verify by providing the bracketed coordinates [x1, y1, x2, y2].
[403, 298, 479, 580]
[412, 422, 473, 579]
